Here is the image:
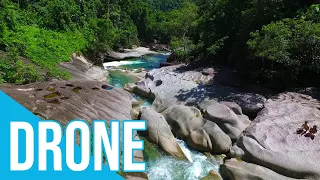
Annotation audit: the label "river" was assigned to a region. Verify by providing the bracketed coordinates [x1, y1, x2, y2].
[103, 54, 222, 180]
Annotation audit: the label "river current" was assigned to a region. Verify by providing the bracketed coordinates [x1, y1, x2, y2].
[103, 54, 222, 180]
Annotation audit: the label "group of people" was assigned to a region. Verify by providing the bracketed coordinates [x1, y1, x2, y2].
[296, 121, 317, 140]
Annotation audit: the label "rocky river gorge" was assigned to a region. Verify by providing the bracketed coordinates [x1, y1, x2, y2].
[1, 49, 320, 180]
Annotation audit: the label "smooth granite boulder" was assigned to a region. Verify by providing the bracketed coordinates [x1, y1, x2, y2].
[220, 159, 299, 180]
[202, 170, 223, 180]
[272, 92, 320, 110]
[198, 100, 251, 142]
[237, 95, 320, 179]
[162, 105, 232, 154]
[222, 93, 266, 118]
[59, 54, 107, 82]
[140, 107, 187, 159]
[107, 47, 157, 60]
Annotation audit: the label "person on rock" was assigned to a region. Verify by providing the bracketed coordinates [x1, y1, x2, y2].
[305, 125, 317, 140]
[296, 121, 310, 136]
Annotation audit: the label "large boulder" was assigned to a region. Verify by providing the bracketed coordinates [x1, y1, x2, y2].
[220, 159, 298, 180]
[162, 105, 232, 154]
[131, 65, 266, 116]
[222, 93, 266, 118]
[198, 100, 251, 142]
[237, 94, 320, 179]
[1, 81, 132, 124]
[152, 95, 178, 113]
[140, 107, 187, 159]
[202, 170, 223, 180]
[133, 81, 155, 100]
[59, 54, 107, 82]
[136, 65, 217, 112]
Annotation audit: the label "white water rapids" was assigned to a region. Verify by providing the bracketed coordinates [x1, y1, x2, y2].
[147, 140, 222, 180]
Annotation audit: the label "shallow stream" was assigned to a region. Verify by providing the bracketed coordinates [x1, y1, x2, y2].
[104, 54, 222, 179]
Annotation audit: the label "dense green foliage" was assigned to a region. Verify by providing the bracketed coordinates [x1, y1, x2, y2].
[1, 0, 320, 88]
[181, 0, 320, 88]
[247, 17, 320, 87]
[0, 0, 198, 84]
[143, 0, 185, 12]
[0, 49, 44, 84]
[146, 1, 198, 60]
[0, 0, 142, 84]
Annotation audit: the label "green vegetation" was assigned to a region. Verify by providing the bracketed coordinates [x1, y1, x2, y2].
[0, 0, 142, 84]
[141, 136, 162, 162]
[248, 17, 320, 87]
[0, 0, 199, 84]
[143, 0, 185, 12]
[0, 48, 44, 84]
[1, 0, 320, 88]
[2, 26, 86, 79]
[162, 0, 320, 88]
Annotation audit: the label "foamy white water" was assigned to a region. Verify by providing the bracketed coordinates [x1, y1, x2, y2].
[103, 60, 146, 68]
[147, 140, 221, 180]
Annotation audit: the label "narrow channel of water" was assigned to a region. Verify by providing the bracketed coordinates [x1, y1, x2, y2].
[147, 140, 221, 180]
[104, 53, 222, 180]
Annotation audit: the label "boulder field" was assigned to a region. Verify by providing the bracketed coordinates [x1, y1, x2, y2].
[126, 64, 266, 117]
[198, 100, 251, 142]
[163, 105, 232, 154]
[125, 64, 320, 180]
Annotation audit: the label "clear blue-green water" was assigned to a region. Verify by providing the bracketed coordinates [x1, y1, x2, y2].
[104, 54, 169, 71]
[106, 54, 169, 107]
[108, 70, 140, 88]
